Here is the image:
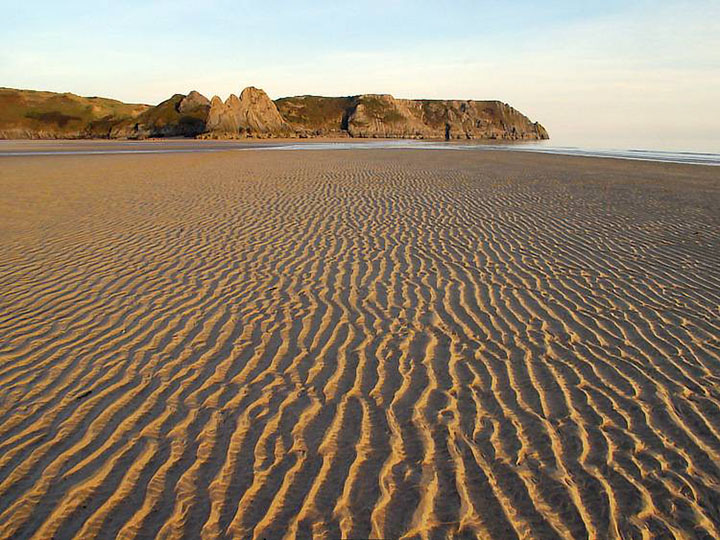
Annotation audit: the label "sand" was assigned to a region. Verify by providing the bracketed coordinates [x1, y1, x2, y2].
[0, 148, 719, 539]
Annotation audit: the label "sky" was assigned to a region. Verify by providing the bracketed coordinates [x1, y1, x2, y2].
[2, 0, 719, 151]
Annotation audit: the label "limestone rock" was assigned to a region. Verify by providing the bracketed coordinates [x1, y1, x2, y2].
[206, 95, 240, 134]
[111, 91, 210, 139]
[205, 87, 291, 138]
[0, 86, 549, 141]
[278, 94, 549, 141]
[179, 91, 211, 114]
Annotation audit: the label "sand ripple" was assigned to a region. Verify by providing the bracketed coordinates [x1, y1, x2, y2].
[1, 150, 719, 539]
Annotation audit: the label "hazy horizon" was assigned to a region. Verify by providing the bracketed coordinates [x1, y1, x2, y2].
[2, 0, 718, 152]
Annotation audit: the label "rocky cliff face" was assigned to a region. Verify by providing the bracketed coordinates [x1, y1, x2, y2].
[278, 94, 548, 140]
[112, 86, 290, 139]
[274, 96, 354, 137]
[0, 86, 549, 141]
[205, 95, 239, 134]
[204, 87, 291, 138]
[110, 92, 211, 139]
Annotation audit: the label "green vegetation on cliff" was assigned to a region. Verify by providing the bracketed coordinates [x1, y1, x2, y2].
[0, 87, 148, 139]
[275, 96, 354, 133]
[111, 94, 210, 139]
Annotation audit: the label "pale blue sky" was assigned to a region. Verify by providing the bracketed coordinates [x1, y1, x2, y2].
[2, 1, 719, 150]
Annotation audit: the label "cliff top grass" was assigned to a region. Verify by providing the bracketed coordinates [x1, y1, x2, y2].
[0, 88, 148, 133]
[355, 95, 405, 124]
[275, 95, 354, 127]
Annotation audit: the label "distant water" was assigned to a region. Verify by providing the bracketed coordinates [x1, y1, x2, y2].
[1, 140, 719, 166]
[263, 141, 720, 166]
[483, 143, 720, 166]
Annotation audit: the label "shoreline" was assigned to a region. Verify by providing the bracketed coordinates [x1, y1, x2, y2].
[1, 138, 718, 166]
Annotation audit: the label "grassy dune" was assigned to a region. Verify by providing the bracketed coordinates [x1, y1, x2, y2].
[0, 88, 148, 138]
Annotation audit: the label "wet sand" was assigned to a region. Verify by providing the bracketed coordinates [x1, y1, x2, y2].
[0, 149, 719, 539]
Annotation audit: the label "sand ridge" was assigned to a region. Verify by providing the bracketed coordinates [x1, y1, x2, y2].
[0, 150, 719, 539]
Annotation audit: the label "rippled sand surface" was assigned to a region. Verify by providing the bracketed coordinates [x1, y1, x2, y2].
[1, 150, 719, 539]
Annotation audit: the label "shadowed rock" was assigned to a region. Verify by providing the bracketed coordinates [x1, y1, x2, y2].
[111, 91, 211, 139]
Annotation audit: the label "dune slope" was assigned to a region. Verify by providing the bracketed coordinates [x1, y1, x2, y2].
[0, 149, 719, 539]
[0, 88, 149, 139]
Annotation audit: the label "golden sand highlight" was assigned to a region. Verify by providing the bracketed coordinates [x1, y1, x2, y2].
[0, 149, 719, 539]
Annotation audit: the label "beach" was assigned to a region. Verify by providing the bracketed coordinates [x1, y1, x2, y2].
[1, 147, 719, 539]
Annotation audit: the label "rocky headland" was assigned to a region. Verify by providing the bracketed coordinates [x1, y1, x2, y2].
[0, 86, 549, 140]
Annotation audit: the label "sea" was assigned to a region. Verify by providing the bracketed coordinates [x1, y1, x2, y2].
[0, 139, 718, 166]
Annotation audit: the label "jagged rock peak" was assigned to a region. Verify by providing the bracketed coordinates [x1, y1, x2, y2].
[178, 91, 210, 113]
[204, 86, 289, 137]
[206, 95, 237, 134]
[239, 86, 271, 101]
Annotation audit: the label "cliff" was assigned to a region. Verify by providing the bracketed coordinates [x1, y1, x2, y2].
[277, 94, 548, 140]
[274, 96, 355, 137]
[0, 86, 548, 141]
